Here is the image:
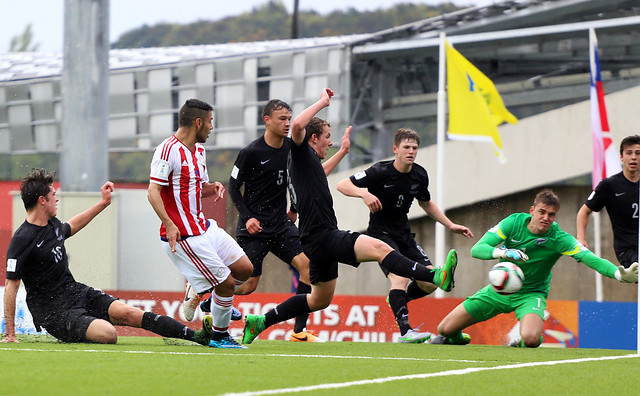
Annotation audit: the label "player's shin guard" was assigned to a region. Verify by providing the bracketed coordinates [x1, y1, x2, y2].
[264, 294, 310, 328]
[293, 282, 312, 333]
[211, 292, 234, 335]
[142, 311, 195, 340]
[388, 289, 411, 335]
[380, 251, 433, 282]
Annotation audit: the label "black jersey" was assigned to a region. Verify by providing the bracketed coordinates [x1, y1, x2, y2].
[229, 136, 296, 237]
[6, 217, 74, 319]
[350, 160, 430, 236]
[585, 171, 639, 254]
[289, 139, 338, 241]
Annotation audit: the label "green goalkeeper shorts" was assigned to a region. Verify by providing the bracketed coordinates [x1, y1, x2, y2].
[462, 285, 547, 322]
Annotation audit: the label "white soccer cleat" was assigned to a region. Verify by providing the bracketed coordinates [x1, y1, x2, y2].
[182, 282, 203, 322]
[397, 328, 432, 343]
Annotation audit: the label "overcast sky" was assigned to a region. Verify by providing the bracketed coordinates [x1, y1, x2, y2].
[0, 0, 498, 53]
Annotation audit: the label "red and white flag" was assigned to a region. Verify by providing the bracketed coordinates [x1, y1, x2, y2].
[589, 28, 620, 188]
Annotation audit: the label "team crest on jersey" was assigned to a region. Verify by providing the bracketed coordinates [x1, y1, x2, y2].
[7, 258, 16, 272]
[216, 268, 226, 278]
[158, 160, 170, 178]
[353, 171, 366, 180]
[231, 165, 239, 179]
[535, 238, 548, 245]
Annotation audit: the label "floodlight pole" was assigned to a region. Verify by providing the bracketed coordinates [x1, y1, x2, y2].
[434, 32, 447, 298]
[61, 0, 110, 191]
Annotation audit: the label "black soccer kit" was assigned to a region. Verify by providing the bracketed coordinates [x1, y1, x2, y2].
[289, 139, 360, 283]
[350, 160, 433, 273]
[6, 218, 116, 341]
[229, 136, 302, 275]
[585, 171, 639, 267]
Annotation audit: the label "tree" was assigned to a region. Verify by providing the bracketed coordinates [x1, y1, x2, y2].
[9, 24, 41, 52]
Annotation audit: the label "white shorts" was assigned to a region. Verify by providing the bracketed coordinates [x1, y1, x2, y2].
[162, 220, 245, 293]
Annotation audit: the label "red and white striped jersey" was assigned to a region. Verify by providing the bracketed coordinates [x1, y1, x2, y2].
[150, 135, 209, 238]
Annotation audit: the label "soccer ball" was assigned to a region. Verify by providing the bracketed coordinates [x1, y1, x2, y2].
[488, 262, 524, 295]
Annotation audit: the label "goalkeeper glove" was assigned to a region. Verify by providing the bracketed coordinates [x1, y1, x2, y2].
[615, 262, 638, 283]
[493, 247, 529, 263]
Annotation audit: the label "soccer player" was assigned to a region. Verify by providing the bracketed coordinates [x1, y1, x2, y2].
[225, 98, 344, 342]
[430, 189, 638, 347]
[148, 99, 253, 348]
[576, 135, 640, 268]
[241, 88, 458, 344]
[2, 169, 213, 345]
[336, 128, 473, 343]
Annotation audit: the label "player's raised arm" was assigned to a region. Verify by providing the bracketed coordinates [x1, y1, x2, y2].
[67, 181, 114, 236]
[291, 88, 333, 145]
[322, 125, 352, 176]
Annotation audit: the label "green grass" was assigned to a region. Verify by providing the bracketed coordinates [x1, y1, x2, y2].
[0, 336, 638, 395]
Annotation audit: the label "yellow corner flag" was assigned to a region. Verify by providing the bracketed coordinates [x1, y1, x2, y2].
[446, 41, 517, 162]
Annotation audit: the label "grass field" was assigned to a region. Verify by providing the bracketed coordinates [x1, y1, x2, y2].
[1, 335, 639, 395]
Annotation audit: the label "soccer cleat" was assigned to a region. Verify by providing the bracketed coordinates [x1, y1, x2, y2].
[398, 328, 432, 344]
[193, 315, 214, 346]
[209, 334, 248, 349]
[289, 329, 326, 342]
[199, 298, 242, 321]
[429, 332, 471, 345]
[182, 283, 204, 321]
[242, 314, 266, 344]
[433, 249, 458, 292]
[508, 338, 523, 347]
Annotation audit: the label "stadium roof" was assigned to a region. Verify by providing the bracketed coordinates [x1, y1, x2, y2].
[0, 35, 370, 82]
[1, 0, 638, 82]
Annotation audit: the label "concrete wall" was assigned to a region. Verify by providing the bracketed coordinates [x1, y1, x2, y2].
[9, 85, 639, 300]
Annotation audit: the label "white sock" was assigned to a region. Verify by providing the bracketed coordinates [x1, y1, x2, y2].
[211, 291, 233, 334]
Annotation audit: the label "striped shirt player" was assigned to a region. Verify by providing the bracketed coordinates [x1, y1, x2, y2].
[148, 98, 253, 348]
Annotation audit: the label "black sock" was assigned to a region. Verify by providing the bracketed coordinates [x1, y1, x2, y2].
[388, 289, 411, 335]
[380, 251, 434, 282]
[406, 281, 429, 302]
[142, 312, 194, 340]
[264, 294, 310, 329]
[294, 282, 312, 333]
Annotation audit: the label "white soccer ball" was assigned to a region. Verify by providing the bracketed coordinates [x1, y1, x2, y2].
[488, 262, 524, 295]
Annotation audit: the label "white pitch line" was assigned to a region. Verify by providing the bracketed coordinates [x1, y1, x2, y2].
[0, 347, 481, 363]
[221, 354, 640, 396]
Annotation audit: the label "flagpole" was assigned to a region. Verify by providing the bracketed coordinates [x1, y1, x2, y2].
[593, 211, 603, 302]
[434, 31, 446, 298]
[589, 27, 605, 303]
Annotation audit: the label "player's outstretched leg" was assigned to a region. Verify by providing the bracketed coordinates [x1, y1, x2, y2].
[432, 249, 457, 292]
[242, 314, 266, 344]
[192, 315, 214, 346]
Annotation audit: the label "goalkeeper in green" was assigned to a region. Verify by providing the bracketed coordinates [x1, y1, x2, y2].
[431, 189, 638, 347]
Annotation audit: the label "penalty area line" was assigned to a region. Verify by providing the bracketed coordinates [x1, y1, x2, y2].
[221, 353, 640, 396]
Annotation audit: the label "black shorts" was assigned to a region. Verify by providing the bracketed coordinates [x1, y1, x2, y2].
[369, 231, 432, 277]
[237, 222, 303, 277]
[39, 283, 117, 343]
[616, 249, 638, 269]
[303, 229, 361, 285]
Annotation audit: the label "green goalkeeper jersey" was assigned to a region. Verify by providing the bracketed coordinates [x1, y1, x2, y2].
[471, 212, 618, 295]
